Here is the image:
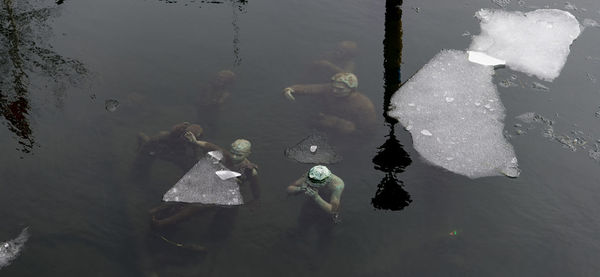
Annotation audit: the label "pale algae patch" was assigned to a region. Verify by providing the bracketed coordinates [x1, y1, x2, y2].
[389, 50, 519, 178]
[470, 9, 581, 81]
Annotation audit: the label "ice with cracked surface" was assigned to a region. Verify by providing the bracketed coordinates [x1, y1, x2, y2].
[163, 157, 243, 205]
[389, 50, 519, 178]
[0, 227, 29, 270]
[470, 9, 581, 81]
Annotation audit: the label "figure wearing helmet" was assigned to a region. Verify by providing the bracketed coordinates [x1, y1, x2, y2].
[309, 41, 358, 81]
[283, 72, 376, 134]
[287, 165, 344, 215]
[149, 132, 260, 229]
[134, 122, 206, 173]
[196, 69, 236, 134]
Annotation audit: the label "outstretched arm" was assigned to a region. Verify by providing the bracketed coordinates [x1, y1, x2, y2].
[283, 83, 330, 100]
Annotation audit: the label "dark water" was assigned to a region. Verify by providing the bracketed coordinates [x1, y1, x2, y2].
[1, 0, 600, 275]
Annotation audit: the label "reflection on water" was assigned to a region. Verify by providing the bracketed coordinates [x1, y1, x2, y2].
[0, 0, 86, 154]
[372, 0, 412, 211]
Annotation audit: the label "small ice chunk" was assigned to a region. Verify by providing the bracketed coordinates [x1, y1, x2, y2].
[462, 31, 471, 37]
[470, 9, 581, 81]
[467, 51, 506, 67]
[531, 81, 549, 91]
[445, 97, 455, 102]
[284, 133, 342, 164]
[215, 170, 241, 180]
[583, 18, 599, 28]
[491, 0, 511, 8]
[389, 50, 518, 178]
[0, 227, 29, 269]
[207, 150, 223, 161]
[105, 99, 119, 112]
[564, 2, 577, 10]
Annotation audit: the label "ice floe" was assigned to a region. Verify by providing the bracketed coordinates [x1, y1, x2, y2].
[389, 50, 519, 178]
[469, 9, 581, 81]
[0, 227, 29, 270]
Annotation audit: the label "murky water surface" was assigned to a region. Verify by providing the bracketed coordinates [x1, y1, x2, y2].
[1, 0, 600, 275]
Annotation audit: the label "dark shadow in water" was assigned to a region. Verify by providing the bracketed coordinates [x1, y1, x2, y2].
[0, 0, 87, 154]
[157, 0, 247, 66]
[372, 0, 412, 211]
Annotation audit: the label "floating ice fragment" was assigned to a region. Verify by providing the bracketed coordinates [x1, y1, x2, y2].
[389, 50, 518, 178]
[215, 170, 241, 180]
[0, 227, 29, 270]
[207, 150, 223, 162]
[462, 31, 471, 37]
[105, 99, 119, 112]
[531, 81, 549, 91]
[467, 51, 506, 68]
[470, 9, 581, 81]
[586, 73, 597, 83]
[284, 133, 342, 164]
[421, 130, 433, 136]
[564, 2, 577, 10]
[491, 0, 511, 8]
[583, 18, 599, 28]
[445, 97, 455, 102]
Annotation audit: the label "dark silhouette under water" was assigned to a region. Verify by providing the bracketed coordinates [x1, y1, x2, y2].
[0, 0, 87, 154]
[372, 0, 412, 211]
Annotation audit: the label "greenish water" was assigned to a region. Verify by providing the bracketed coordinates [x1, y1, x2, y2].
[1, 0, 600, 276]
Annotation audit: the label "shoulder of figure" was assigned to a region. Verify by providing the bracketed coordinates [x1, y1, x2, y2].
[330, 174, 345, 189]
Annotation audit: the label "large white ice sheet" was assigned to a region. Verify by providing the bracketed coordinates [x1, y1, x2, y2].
[470, 9, 581, 81]
[389, 50, 519, 178]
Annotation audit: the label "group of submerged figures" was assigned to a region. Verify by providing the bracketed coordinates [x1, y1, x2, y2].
[132, 41, 376, 253]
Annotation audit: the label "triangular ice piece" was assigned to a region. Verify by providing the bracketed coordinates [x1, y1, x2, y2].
[163, 158, 243, 205]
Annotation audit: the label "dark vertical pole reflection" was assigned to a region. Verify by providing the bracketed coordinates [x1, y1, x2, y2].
[372, 0, 412, 211]
[231, 0, 247, 66]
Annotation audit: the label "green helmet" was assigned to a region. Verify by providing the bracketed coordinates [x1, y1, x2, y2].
[231, 139, 251, 155]
[307, 165, 331, 187]
[331, 72, 358, 90]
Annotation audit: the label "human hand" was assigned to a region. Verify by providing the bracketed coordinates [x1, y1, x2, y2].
[283, 87, 295, 101]
[304, 187, 318, 199]
[183, 131, 197, 143]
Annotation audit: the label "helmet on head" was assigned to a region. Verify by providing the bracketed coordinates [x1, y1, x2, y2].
[231, 139, 251, 155]
[334, 41, 358, 59]
[185, 124, 204, 138]
[307, 165, 331, 187]
[331, 73, 358, 97]
[213, 70, 236, 87]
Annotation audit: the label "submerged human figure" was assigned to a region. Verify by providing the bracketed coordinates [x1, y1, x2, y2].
[286, 165, 344, 247]
[150, 132, 259, 229]
[196, 69, 236, 134]
[134, 122, 205, 174]
[309, 40, 358, 80]
[283, 72, 376, 135]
